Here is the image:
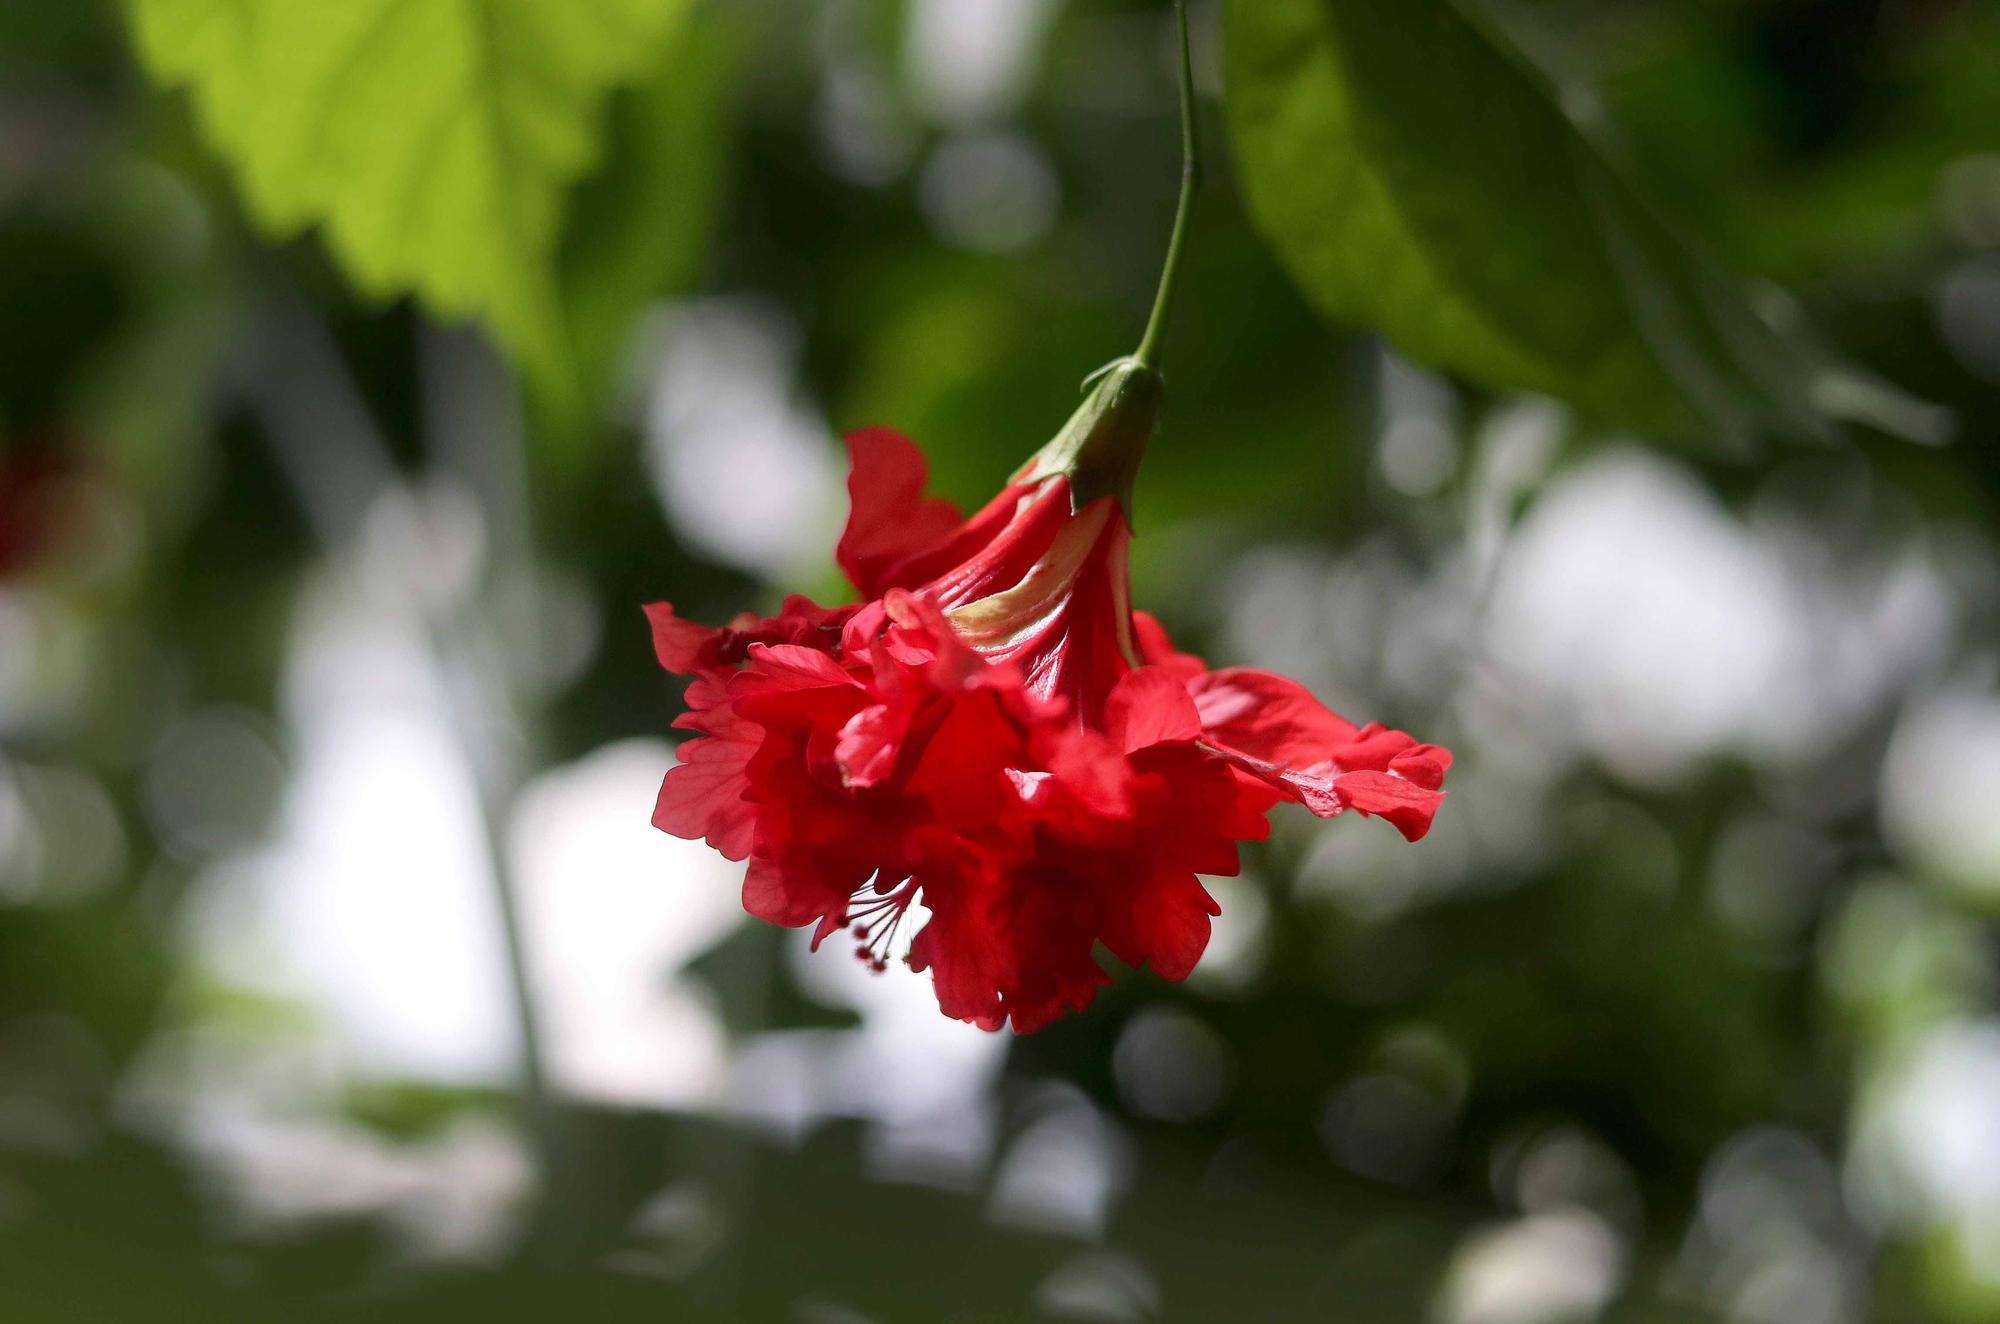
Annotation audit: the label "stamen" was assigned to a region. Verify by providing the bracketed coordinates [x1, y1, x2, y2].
[845, 878, 919, 973]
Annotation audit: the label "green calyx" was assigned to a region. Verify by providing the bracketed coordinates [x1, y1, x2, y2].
[1017, 358, 1165, 518]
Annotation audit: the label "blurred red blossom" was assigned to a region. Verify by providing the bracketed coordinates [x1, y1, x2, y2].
[0, 443, 72, 578]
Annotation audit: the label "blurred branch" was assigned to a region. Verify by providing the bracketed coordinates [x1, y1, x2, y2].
[235, 289, 399, 546]
[242, 299, 565, 1246]
[414, 325, 566, 1253]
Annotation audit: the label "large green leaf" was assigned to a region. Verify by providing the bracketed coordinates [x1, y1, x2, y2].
[1223, 0, 1947, 449]
[127, 0, 694, 418]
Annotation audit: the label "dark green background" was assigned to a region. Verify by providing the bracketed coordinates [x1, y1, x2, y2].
[1, 1, 1997, 1320]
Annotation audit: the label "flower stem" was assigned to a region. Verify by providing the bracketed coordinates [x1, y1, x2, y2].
[1132, 0, 1202, 373]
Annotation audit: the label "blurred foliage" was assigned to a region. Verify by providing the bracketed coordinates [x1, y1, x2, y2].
[126, 0, 722, 450]
[2, 0, 1999, 1321]
[1223, 0, 1945, 451]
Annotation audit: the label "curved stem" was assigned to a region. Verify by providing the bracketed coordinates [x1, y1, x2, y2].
[1132, 0, 1202, 372]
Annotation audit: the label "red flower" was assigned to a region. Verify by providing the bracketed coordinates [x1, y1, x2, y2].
[647, 363, 1449, 1030]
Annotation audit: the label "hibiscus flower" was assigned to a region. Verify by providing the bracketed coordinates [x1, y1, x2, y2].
[645, 360, 1450, 1032]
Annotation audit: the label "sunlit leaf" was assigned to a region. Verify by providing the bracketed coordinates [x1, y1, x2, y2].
[126, 0, 694, 420]
[1223, 0, 1949, 449]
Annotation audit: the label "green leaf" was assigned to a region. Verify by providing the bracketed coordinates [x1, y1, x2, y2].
[1223, 0, 1949, 449]
[126, 0, 694, 418]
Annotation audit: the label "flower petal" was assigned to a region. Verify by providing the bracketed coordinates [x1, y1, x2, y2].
[1187, 667, 1361, 767]
[833, 703, 905, 788]
[729, 643, 860, 705]
[1331, 770, 1447, 842]
[742, 855, 846, 929]
[1102, 870, 1220, 982]
[1187, 668, 1450, 838]
[1391, 743, 1454, 791]
[1043, 728, 1136, 829]
[836, 428, 966, 599]
[907, 690, 1031, 828]
[912, 873, 1111, 1035]
[1104, 666, 1203, 753]
[652, 678, 760, 859]
[644, 601, 721, 675]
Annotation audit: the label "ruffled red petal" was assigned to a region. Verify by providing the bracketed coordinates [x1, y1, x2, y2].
[652, 676, 760, 859]
[645, 597, 855, 678]
[1101, 869, 1220, 982]
[1188, 668, 1449, 841]
[1187, 667, 1361, 765]
[1324, 769, 1448, 842]
[911, 859, 1112, 1035]
[1104, 666, 1203, 753]
[836, 428, 967, 599]
[645, 601, 722, 675]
